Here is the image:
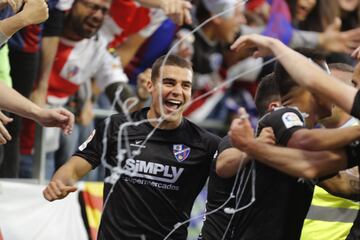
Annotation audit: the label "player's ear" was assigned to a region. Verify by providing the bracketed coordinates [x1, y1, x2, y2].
[268, 101, 281, 111]
[147, 79, 154, 93]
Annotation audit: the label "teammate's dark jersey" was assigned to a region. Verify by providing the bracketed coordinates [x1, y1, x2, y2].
[74, 108, 220, 240]
[201, 136, 253, 240]
[234, 107, 314, 240]
[229, 107, 314, 240]
[201, 107, 313, 240]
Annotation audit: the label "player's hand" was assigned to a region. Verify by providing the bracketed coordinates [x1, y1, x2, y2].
[228, 108, 255, 151]
[160, 0, 192, 26]
[36, 108, 74, 135]
[230, 34, 278, 58]
[319, 18, 360, 54]
[43, 180, 77, 201]
[257, 127, 275, 145]
[20, 0, 48, 25]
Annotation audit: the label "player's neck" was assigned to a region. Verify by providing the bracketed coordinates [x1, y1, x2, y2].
[146, 108, 182, 130]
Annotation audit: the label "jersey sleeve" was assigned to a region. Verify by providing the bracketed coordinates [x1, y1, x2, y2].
[351, 90, 360, 120]
[207, 133, 221, 158]
[218, 136, 232, 154]
[73, 119, 107, 168]
[259, 108, 306, 146]
[94, 50, 128, 91]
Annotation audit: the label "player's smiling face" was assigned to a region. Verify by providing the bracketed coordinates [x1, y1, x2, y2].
[148, 65, 193, 129]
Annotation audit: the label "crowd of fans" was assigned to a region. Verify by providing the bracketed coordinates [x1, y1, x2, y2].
[2, 0, 360, 239]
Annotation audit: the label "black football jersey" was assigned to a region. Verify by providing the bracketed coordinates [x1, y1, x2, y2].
[74, 108, 220, 240]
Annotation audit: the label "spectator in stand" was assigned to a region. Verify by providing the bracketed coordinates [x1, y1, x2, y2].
[19, 0, 131, 179]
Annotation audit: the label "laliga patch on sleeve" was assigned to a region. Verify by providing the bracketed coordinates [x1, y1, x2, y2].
[79, 129, 96, 151]
[282, 112, 303, 129]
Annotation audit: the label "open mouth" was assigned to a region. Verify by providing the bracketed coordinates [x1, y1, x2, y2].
[85, 20, 100, 31]
[164, 100, 182, 112]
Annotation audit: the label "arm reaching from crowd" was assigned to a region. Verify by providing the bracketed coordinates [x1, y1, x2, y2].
[0, 0, 23, 12]
[231, 34, 358, 118]
[137, 0, 192, 25]
[0, 0, 48, 45]
[318, 18, 360, 54]
[0, 81, 74, 134]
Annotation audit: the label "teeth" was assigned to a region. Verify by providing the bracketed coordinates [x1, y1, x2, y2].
[168, 100, 181, 105]
[165, 100, 182, 110]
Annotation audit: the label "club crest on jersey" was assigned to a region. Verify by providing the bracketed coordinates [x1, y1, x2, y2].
[173, 144, 190, 162]
[67, 65, 79, 78]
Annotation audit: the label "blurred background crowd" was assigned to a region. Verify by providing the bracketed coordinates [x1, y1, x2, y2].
[1, 0, 360, 181]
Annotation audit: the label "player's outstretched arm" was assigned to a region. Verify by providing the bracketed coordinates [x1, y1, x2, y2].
[247, 141, 347, 179]
[43, 156, 92, 201]
[216, 126, 275, 178]
[34, 108, 74, 135]
[318, 166, 360, 201]
[287, 125, 360, 151]
[0, 81, 74, 134]
[0, 111, 12, 144]
[228, 109, 348, 179]
[216, 148, 249, 178]
[231, 34, 358, 117]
